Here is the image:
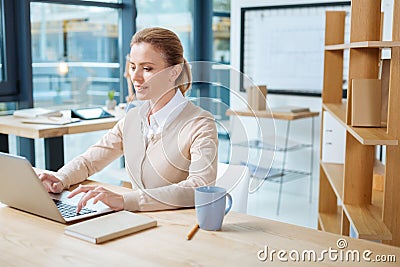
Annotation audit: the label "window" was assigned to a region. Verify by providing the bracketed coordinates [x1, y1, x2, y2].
[213, 0, 230, 12]
[135, 0, 193, 61]
[31, 2, 120, 108]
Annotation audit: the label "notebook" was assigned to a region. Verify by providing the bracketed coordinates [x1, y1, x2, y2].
[13, 108, 63, 118]
[64, 211, 157, 244]
[21, 117, 80, 125]
[0, 152, 113, 223]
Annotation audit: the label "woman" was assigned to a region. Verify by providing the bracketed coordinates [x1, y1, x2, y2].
[39, 27, 218, 212]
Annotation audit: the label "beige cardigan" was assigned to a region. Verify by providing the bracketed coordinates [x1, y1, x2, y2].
[55, 102, 218, 211]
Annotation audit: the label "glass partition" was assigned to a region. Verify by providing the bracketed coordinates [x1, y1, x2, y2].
[136, 0, 193, 61]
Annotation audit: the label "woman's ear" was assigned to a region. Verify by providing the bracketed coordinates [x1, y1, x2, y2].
[169, 64, 183, 82]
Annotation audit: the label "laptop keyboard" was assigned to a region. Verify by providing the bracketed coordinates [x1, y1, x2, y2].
[53, 200, 96, 218]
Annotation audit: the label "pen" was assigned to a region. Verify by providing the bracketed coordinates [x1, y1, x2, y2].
[187, 223, 199, 240]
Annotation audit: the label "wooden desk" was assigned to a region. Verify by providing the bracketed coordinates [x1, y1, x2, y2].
[226, 109, 320, 214]
[0, 181, 399, 266]
[0, 109, 123, 171]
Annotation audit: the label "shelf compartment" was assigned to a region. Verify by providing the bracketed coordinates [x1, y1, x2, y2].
[325, 41, 400, 50]
[323, 103, 398, 145]
[343, 204, 392, 240]
[320, 162, 343, 199]
[233, 139, 312, 152]
[318, 206, 342, 235]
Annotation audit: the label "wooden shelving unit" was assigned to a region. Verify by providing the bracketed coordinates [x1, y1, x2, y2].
[318, 0, 400, 247]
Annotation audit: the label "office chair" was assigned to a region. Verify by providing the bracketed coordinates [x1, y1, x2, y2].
[216, 162, 250, 214]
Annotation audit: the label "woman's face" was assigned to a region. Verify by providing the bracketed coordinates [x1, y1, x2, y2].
[129, 42, 175, 102]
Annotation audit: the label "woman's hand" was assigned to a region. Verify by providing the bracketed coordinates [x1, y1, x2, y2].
[68, 184, 124, 213]
[39, 173, 64, 193]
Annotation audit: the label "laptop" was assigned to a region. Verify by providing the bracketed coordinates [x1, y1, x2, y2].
[0, 152, 113, 223]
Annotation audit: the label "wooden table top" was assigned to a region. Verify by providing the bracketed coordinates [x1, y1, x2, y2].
[226, 108, 320, 120]
[1, 181, 399, 266]
[0, 109, 124, 139]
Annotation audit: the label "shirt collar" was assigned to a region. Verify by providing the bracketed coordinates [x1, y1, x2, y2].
[139, 90, 188, 128]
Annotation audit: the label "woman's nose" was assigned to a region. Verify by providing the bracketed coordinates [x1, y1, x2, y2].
[131, 69, 144, 83]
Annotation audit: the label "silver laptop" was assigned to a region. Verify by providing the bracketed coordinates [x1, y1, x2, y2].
[0, 152, 113, 223]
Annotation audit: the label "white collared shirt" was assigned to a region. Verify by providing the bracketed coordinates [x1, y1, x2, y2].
[139, 90, 188, 144]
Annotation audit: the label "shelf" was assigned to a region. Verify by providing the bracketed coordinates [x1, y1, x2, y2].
[267, 169, 310, 183]
[245, 163, 310, 183]
[233, 139, 312, 152]
[325, 41, 400, 50]
[343, 204, 392, 240]
[322, 102, 347, 123]
[318, 206, 342, 235]
[320, 162, 343, 198]
[323, 103, 398, 146]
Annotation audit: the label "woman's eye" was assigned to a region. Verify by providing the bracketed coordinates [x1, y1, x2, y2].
[130, 66, 136, 71]
[144, 67, 152, 71]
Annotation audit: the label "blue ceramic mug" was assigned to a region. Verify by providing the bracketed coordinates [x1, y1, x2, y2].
[195, 186, 233, 231]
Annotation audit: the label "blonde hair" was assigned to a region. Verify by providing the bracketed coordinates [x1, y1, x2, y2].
[130, 27, 192, 95]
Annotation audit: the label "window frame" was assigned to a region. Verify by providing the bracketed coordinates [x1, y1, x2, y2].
[0, 0, 17, 101]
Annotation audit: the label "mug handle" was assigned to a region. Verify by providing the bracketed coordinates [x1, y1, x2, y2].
[224, 193, 232, 215]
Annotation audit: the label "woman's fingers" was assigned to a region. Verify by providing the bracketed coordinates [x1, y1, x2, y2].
[76, 188, 101, 213]
[39, 173, 51, 192]
[71, 186, 124, 213]
[68, 184, 96, 199]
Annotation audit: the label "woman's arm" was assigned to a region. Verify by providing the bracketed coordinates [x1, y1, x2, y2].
[52, 118, 125, 189]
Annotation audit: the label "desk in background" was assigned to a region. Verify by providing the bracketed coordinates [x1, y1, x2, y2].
[0, 181, 399, 266]
[0, 109, 124, 171]
[226, 108, 319, 214]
